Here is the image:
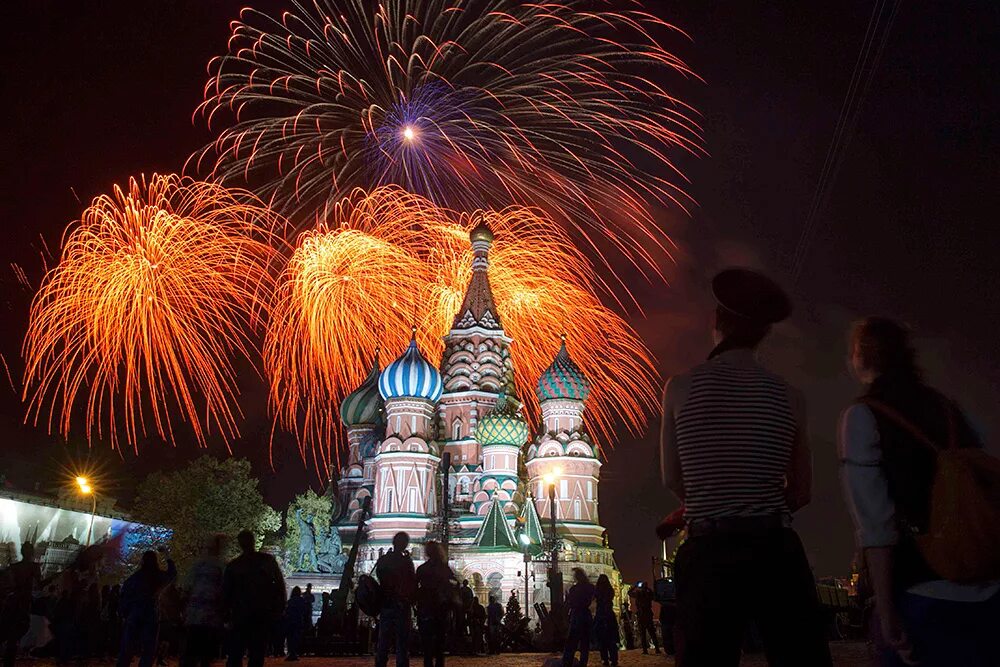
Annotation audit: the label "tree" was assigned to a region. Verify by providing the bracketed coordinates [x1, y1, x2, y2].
[132, 456, 279, 568]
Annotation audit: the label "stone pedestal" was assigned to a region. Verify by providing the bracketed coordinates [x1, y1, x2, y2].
[285, 572, 343, 621]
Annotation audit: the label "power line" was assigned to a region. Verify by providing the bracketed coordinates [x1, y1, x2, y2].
[791, 0, 903, 283]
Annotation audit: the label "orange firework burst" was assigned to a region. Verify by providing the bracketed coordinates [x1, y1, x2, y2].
[22, 174, 283, 452]
[267, 187, 658, 466]
[264, 187, 444, 470]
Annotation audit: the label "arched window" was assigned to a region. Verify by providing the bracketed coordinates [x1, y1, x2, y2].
[408, 488, 418, 513]
[385, 488, 394, 512]
[452, 418, 462, 440]
[573, 499, 582, 520]
[460, 478, 470, 496]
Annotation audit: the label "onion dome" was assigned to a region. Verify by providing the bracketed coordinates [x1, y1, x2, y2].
[537, 335, 590, 402]
[469, 218, 495, 244]
[378, 329, 443, 402]
[476, 392, 529, 447]
[340, 351, 385, 427]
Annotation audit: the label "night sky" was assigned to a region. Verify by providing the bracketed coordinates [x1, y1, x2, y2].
[1, 2, 997, 585]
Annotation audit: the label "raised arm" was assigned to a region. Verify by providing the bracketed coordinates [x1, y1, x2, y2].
[660, 375, 688, 501]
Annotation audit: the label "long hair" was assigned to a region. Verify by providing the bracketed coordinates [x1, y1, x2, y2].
[851, 317, 922, 382]
[595, 573, 613, 597]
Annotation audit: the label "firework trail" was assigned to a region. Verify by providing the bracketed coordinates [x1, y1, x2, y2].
[23, 174, 283, 452]
[266, 186, 657, 466]
[192, 0, 702, 283]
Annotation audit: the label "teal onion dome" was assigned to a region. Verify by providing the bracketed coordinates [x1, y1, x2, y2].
[537, 336, 590, 402]
[476, 392, 529, 447]
[378, 330, 443, 402]
[340, 351, 385, 427]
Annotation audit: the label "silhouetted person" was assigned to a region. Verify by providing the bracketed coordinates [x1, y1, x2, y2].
[468, 598, 486, 654]
[302, 584, 315, 631]
[661, 269, 832, 666]
[658, 587, 677, 656]
[181, 535, 226, 667]
[223, 530, 286, 667]
[486, 596, 503, 654]
[840, 317, 1000, 666]
[619, 608, 634, 651]
[316, 593, 334, 639]
[117, 549, 177, 667]
[628, 583, 658, 654]
[562, 568, 595, 667]
[1, 542, 42, 667]
[415, 541, 458, 667]
[374, 532, 416, 667]
[458, 580, 474, 643]
[593, 574, 618, 667]
[283, 587, 310, 661]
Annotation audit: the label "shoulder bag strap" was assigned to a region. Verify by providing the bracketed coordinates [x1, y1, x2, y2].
[859, 397, 941, 453]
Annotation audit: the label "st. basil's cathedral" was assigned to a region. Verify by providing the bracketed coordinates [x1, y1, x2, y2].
[332, 221, 622, 610]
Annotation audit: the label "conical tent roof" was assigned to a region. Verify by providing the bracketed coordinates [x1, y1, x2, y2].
[474, 495, 517, 549]
[518, 496, 545, 556]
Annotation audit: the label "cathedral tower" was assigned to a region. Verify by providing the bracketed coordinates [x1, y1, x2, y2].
[369, 330, 443, 545]
[525, 336, 605, 546]
[438, 219, 514, 508]
[338, 350, 384, 526]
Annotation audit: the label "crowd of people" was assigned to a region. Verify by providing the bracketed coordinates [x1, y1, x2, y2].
[4, 268, 1000, 667]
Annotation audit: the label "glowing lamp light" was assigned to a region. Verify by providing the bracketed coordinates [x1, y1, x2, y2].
[519, 533, 531, 546]
[543, 472, 555, 485]
[76, 476, 93, 495]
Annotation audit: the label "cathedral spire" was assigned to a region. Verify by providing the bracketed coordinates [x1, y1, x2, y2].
[452, 216, 502, 331]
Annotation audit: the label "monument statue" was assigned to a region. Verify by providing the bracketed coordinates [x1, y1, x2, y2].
[295, 509, 318, 571]
[315, 524, 348, 573]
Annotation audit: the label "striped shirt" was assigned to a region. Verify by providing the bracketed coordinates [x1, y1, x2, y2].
[675, 354, 797, 520]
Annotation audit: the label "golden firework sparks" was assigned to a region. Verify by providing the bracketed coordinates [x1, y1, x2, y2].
[22, 174, 283, 452]
[267, 187, 658, 465]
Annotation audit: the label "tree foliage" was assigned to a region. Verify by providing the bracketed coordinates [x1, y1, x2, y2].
[132, 456, 278, 567]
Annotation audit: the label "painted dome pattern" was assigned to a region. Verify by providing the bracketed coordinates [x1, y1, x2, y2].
[537, 338, 591, 402]
[476, 392, 529, 447]
[340, 353, 385, 427]
[379, 336, 443, 402]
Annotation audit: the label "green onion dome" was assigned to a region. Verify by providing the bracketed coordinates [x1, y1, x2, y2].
[536, 336, 590, 402]
[340, 351, 385, 427]
[476, 391, 529, 447]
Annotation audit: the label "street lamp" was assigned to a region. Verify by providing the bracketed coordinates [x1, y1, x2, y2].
[519, 532, 533, 619]
[542, 469, 563, 637]
[76, 476, 97, 546]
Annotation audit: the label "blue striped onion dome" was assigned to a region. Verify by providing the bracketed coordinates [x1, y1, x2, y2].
[340, 352, 385, 427]
[537, 337, 590, 402]
[476, 392, 529, 447]
[378, 333, 443, 402]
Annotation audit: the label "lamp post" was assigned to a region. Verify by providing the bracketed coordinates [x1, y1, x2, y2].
[543, 470, 563, 627]
[519, 532, 532, 619]
[76, 476, 97, 546]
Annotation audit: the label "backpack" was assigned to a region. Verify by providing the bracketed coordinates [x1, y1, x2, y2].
[864, 398, 1000, 583]
[355, 574, 383, 617]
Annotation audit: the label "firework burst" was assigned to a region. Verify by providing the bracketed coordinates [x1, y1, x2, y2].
[266, 187, 658, 465]
[22, 174, 282, 452]
[192, 0, 702, 282]
[264, 187, 442, 470]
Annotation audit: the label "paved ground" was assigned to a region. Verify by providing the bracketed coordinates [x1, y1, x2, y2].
[19, 643, 875, 666]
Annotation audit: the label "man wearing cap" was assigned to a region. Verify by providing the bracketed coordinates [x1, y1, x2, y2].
[660, 268, 831, 666]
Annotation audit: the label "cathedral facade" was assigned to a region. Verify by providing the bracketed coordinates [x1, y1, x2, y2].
[334, 221, 621, 611]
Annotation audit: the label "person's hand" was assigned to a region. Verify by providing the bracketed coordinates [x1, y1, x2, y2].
[878, 601, 917, 665]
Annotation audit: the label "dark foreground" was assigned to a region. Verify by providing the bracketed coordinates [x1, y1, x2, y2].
[18, 643, 875, 667]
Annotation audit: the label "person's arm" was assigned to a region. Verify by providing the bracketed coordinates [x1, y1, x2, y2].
[659, 375, 687, 501]
[839, 404, 915, 664]
[163, 558, 177, 585]
[785, 386, 812, 512]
